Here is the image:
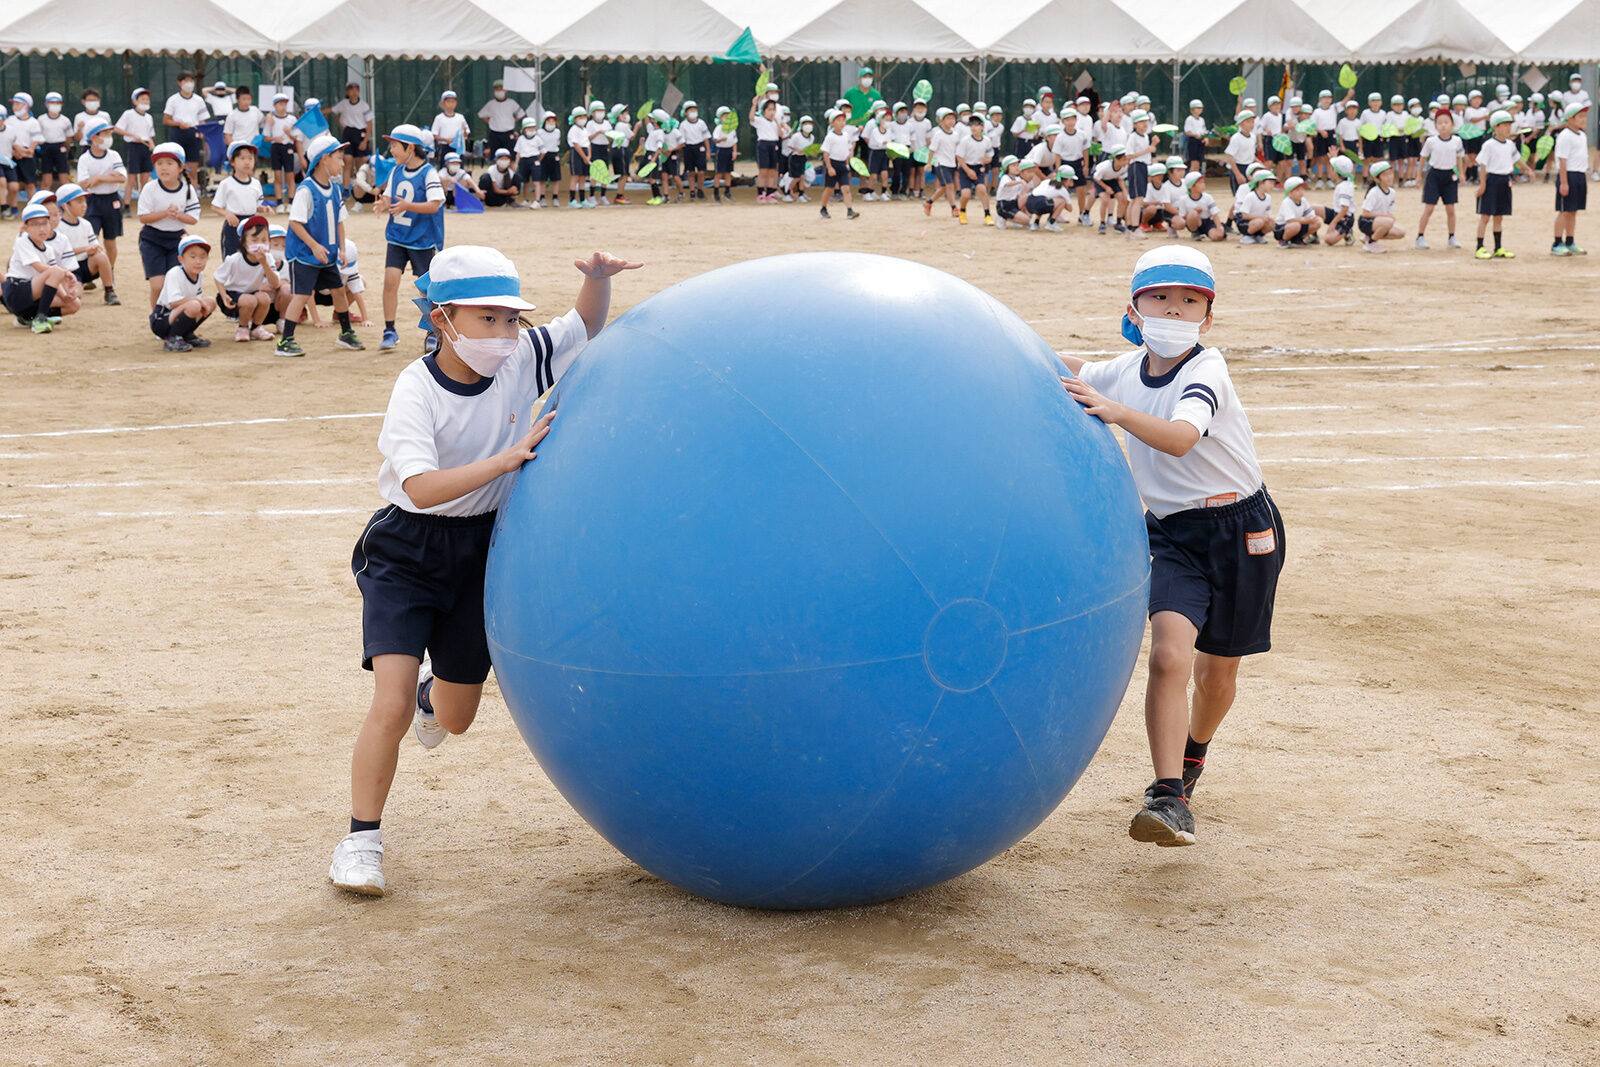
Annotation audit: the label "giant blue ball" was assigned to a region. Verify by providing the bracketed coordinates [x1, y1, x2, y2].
[485, 252, 1149, 909]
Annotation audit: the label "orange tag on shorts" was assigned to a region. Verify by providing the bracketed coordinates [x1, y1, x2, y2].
[1246, 528, 1277, 555]
[1205, 493, 1237, 508]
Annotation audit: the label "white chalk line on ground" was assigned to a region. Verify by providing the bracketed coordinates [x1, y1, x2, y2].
[0, 508, 372, 520]
[1280, 479, 1600, 492]
[0, 412, 385, 440]
[13, 477, 367, 489]
[1266, 453, 1588, 464]
[1257, 424, 1584, 438]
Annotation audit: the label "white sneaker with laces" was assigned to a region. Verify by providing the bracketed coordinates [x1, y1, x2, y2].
[1415, 235, 1430, 249]
[1447, 235, 1460, 248]
[413, 658, 447, 749]
[329, 829, 385, 896]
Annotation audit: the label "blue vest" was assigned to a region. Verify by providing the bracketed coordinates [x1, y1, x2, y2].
[385, 163, 446, 250]
[286, 179, 343, 265]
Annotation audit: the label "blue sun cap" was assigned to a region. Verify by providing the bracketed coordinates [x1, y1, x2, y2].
[412, 245, 537, 331]
[1120, 247, 1215, 346]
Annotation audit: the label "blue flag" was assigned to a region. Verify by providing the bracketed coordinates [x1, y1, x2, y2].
[297, 102, 330, 141]
[374, 155, 396, 188]
[452, 128, 466, 156]
[452, 182, 484, 213]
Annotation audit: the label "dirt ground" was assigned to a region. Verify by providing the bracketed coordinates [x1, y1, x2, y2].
[3, 178, 1599, 1066]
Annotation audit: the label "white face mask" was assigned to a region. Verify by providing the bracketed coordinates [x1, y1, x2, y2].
[440, 312, 518, 377]
[860, 78, 873, 90]
[136, 102, 149, 113]
[495, 90, 506, 100]
[1023, 105, 1035, 115]
[446, 163, 461, 174]
[85, 101, 100, 112]
[247, 242, 268, 255]
[1139, 316, 1202, 358]
[179, 81, 194, 94]
[47, 104, 61, 115]
[686, 110, 697, 120]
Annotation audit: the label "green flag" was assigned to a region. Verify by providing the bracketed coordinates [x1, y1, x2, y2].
[714, 27, 761, 64]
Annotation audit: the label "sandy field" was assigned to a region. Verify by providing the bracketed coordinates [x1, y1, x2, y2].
[3, 179, 1599, 1066]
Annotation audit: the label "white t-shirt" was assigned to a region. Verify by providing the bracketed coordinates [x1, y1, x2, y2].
[138, 177, 201, 231]
[1022, 143, 1056, 173]
[679, 118, 710, 146]
[1555, 127, 1590, 170]
[1126, 130, 1151, 161]
[821, 128, 854, 162]
[1184, 114, 1207, 138]
[1362, 184, 1396, 215]
[1225, 131, 1256, 166]
[1234, 187, 1272, 217]
[1091, 158, 1125, 183]
[1258, 110, 1283, 137]
[7, 233, 52, 280]
[956, 133, 990, 166]
[1476, 137, 1518, 175]
[1420, 134, 1464, 170]
[73, 108, 106, 145]
[1053, 127, 1090, 162]
[1359, 108, 1387, 131]
[567, 124, 591, 151]
[536, 125, 563, 154]
[1276, 195, 1315, 223]
[906, 115, 932, 149]
[586, 119, 612, 147]
[1031, 181, 1072, 206]
[1095, 119, 1127, 152]
[1183, 190, 1218, 218]
[264, 111, 298, 145]
[864, 123, 890, 150]
[476, 98, 522, 133]
[223, 105, 264, 144]
[1311, 106, 1338, 133]
[929, 126, 961, 167]
[1332, 179, 1355, 213]
[995, 173, 1028, 204]
[163, 92, 211, 129]
[205, 91, 234, 118]
[1075, 345, 1262, 518]
[45, 228, 76, 269]
[431, 112, 470, 150]
[39, 113, 72, 145]
[9, 115, 43, 151]
[784, 130, 811, 155]
[214, 250, 275, 293]
[76, 148, 126, 189]
[751, 113, 781, 142]
[376, 309, 587, 516]
[1336, 115, 1360, 141]
[116, 108, 156, 147]
[332, 98, 374, 134]
[157, 264, 205, 309]
[713, 126, 738, 150]
[514, 131, 541, 163]
[212, 174, 262, 220]
[1146, 179, 1176, 207]
[643, 127, 665, 153]
[58, 215, 98, 261]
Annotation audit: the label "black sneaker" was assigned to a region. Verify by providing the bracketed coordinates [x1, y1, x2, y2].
[104, 289, 120, 305]
[187, 335, 212, 348]
[1129, 791, 1196, 846]
[846, 208, 859, 219]
[336, 329, 365, 350]
[275, 336, 305, 357]
[1182, 756, 1205, 799]
[819, 206, 831, 218]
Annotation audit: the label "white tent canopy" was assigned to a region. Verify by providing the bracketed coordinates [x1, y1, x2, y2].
[4, 0, 1600, 62]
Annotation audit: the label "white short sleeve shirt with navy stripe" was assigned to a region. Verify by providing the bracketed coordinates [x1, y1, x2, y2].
[376, 308, 587, 516]
[1075, 344, 1263, 519]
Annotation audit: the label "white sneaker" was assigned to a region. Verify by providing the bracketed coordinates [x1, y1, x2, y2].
[1044, 221, 1063, 232]
[1029, 219, 1040, 231]
[863, 191, 876, 201]
[413, 659, 447, 749]
[329, 829, 385, 896]
[1415, 235, 1430, 249]
[530, 200, 543, 209]
[782, 194, 793, 202]
[1447, 235, 1460, 248]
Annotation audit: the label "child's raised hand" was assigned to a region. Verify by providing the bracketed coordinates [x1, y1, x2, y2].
[573, 251, 644, 278]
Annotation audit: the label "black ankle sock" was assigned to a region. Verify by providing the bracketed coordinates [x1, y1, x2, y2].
[282, 319, 297, 339]
[1493, 231, 1503, 249]
[336, 311, 351, 331]
[170, 312, 196, 337]
[350, 817, 380, 834]
[37, 285, 57, 317]
[1152, 777, 1186, 800]
[418, 677, 435, 715]
[1185, 736, 1210, 765]
[1477, 236, 1484, 249]
[384, 319, 395, 332]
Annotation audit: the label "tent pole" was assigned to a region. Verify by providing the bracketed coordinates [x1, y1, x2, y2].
[978, 57, 988, 102]
[1171, 60, 1181, 125]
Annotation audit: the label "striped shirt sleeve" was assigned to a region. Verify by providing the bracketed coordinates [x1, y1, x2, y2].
[1171, 363, 1228, 434]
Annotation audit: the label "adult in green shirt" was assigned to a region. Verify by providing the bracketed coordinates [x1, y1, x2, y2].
[845, 66, 884, 125]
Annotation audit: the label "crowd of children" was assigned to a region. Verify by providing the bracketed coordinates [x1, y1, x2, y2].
[5, 70, 1596, 345]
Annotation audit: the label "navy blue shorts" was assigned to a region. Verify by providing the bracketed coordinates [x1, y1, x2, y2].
[756, 139, 781, 169]
[1557, 175, 1587, 213]
[86, 193, 123, 239]
[139, 226, 183, 280]
[682, 143, 706, 171]
[126, 142, 152, 173]
[40, 143, 68, 173]
[353, 505, 497, 683]
[1146, 487, 1285, 658]
[290, 259, 342, 295]
[270, 142, 295, 172]
[2, 277, 40, 317]
[541, 152, 561, 183]
[958, 164, 985, 190]
[716, 145, 734, 173]
[1422, 167, 1457, 205]
[385, 243, 435, 275]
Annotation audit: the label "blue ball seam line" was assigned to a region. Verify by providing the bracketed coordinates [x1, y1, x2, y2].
[608, 321, 947, 612]
[985, 684, 1049, 817]
[741, 690, 948, 907]
[483, 640, 924, 680]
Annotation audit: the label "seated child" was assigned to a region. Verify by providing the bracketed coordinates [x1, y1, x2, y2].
[214, 213, 282, 341]
[1273, 176, 1321, 246]
[327, 245, 644, 897]
[53, 183, 118, 302]
[1359, 160, 1405, 253]
[150, 232, 215, 351]
[5, 203, 81, 331]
